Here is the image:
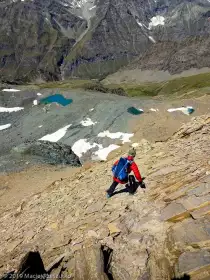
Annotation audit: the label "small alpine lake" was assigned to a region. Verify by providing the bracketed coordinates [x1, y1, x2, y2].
[40, 94, 73, 106]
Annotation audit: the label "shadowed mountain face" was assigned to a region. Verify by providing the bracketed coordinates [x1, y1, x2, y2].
[0, 0, 210, 82]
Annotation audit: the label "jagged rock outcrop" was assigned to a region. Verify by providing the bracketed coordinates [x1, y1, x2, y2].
[74, 239, 109, 280]
[0, 251, 46, 280]
[0, 114, 209, 279]
[0, 0, 210, 82]
[13, 141, 81, 166]
[1, 247, 108, 280]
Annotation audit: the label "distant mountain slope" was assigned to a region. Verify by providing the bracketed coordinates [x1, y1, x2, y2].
[0, 0, 210, 82]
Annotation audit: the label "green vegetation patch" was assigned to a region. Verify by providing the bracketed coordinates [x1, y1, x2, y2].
[38, 80, 126, 96]
[38, 79, 94, 89]
[36, 72, 210, 98]
[121, 72, 210, 98]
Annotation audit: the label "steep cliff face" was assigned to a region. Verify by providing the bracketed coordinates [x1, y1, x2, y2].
[0, 0, 87, 82]
[64, 0, 210, 79]
[0, 0, 210, 82]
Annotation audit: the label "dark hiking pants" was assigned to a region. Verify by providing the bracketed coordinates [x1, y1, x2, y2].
[126, 175, 139, 194]
[107, 175, 138, 196]
[107, 181, 119, 196]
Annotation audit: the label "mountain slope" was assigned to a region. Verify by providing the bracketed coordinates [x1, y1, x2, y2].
[0, 114, 209, 279]
[0, 0, 210, 82]
[0, 0, 87, 82]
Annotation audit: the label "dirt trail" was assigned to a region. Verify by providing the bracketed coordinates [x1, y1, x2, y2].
[0, 114, 209, 279]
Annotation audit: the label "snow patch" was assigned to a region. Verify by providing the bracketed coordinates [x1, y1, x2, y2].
[0, 107, 24, 113]
[89, 5, 96, 10]
[150, 108, 159, 112]
[33, 100, 38, 106]
[72, 139, 119, 161]
[0, 124, 11, 131]
[92, 144, 120, 161]
[136, 19, 143, 27]
[2, 89, 20, 92]
[80, 117, 97, 126]
[148, 36, 156, 43]
[72, 139, 101, 158]
[167, 106, 194, 115]
[37, 93, 42, 96]
[136, 19, 151, 30]
[38, 125, 43, 128]
[98, 130, 134, 143]
[71, 0, 96, 20]
[149, 16, 165, 29]
[71, 0, 91, 8]
[39, 124, 71, 142]
[89, 108, 94, 112]
[132, 143, 139, 148]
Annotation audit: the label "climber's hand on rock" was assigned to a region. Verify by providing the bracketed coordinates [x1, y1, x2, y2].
[139, 181, 146, 189]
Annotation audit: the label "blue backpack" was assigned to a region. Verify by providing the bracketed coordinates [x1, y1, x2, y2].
[112, 157, 132, 181]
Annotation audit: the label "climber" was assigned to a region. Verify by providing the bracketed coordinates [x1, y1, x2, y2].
[106, 147, 144, 198]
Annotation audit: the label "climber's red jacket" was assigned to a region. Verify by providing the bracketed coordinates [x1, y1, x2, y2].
[113, 156, 142, 184]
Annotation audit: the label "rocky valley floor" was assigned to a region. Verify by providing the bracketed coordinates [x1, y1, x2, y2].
[0, 87, 210, 172]
[0, 112, 209, 280]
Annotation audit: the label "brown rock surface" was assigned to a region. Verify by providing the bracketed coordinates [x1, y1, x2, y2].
[191, 204, 210, 219]
[177, 250, 210, 279]
[107, 223, 121, 236]
[74, 239, 108, 280]
[187, 182, 210, 197]
[169, 218, 210, 250]
[0, 114, 209, 279]
[177, 194, 210, 211]
[160, 202, 190, 222]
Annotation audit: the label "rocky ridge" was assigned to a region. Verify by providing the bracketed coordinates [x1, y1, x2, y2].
[12, 141, 81, 166]
[0, 114, 209, 279]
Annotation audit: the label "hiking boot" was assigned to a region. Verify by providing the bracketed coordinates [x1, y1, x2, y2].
[106, 193, 112, 199]
[129, 192, 135, 195]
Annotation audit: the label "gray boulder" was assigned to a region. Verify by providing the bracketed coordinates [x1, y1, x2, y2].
[13, 140, 81, 166]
